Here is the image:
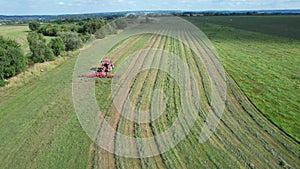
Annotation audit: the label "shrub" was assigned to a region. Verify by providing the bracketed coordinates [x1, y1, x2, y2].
[94, 23, 117, 39]
[115, 19, 127, 29]
[27, 32, 55, 63]
[58, 32, 83, 51]
[49, 37, 65, 56]
[0, 36, 27, 86]
[29, 22, 40, 31]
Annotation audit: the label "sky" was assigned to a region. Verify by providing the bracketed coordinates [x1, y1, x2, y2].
[0, 0, 299, 15]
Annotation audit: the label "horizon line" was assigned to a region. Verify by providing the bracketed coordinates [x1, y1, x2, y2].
[1, 8, 299, 17]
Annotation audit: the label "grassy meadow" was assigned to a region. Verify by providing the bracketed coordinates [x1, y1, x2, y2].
[0, 16, 299, 169]
[184, 15, 300, 142]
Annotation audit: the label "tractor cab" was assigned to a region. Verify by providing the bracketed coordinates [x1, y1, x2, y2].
[101, 58, 114, 72]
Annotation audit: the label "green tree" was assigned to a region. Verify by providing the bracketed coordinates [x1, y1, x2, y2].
[95, 28, 106, 39]
[83, 18, 106, 34]
[95, 23, 117, 39]
[38, 24, 60, 36]
[0, 36, 27, 86]
[58, 32, 83, 51]
[115, 19, 127, 29]
[29, 22, 40, 31]
[49, 37, 65, 56]
[27, 32, 55, 63]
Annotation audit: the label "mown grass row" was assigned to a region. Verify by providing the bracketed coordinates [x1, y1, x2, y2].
[164, 34, 204, 168]
[115, 34, 164, 169]
[185, 17, 300, 142]
[184, 28, 300, 168]
[186, 28, 255, 168]
[139, 32, 222, 168]
[92, 26, 300, 168]
[84, 34, 149, 169]
[102, 32, 239, 168]
[91, 34, 155, 169]
[93, 33, 166, 169]
[176, 30, 238, 168]
[107, 31, 204, 168]
[160, 28, 298, 168]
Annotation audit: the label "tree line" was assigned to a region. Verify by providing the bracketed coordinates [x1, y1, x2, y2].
[0, 17, 128, 86]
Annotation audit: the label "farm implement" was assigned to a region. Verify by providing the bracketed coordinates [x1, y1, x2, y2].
[80, 58, 120, 78]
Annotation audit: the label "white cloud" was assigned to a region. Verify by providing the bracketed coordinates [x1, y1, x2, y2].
[56, 1, 65, 5]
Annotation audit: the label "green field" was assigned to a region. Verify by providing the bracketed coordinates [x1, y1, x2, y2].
[0, 55, 91, 168]
[85, 33, 298, 168]
[0, 16, 300, 169]
[188, 15, 300, 40]
[184, 16, 300, 142]
[0, 25, 29, 52]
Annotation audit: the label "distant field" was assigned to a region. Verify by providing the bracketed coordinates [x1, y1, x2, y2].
[184, 16, 300, 142]
[187, 15, 300, 40]
[0, 25, 29, 53]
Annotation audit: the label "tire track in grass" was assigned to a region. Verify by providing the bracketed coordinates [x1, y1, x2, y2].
[120, 34, 169, 168]
[169, 34, 206, 168]
[122, 35, 160, 168]
[151, 32, 214, 168]
[188, 28, 288, 167]
[183, 28, 258, 165]
[222, 94, 275, 167]
[186, 26, 300, 168]
[228, 74, 300, 156]
[176, 31, 223, 168]
[205, 59, 298, 167]
[87, 34, 153, 169]
[111, 33, 164, 169]
[87, 83, 115, 169]
[115, 34, 156, 168]
[171, 30, 215, 167]
[88, 80, 116, 169]
[184, 29, 273, 168]
[183, 27, 260, 167]
[148, 35, 189, 169]
[216, 85, 292, 168]
[180, 28, 258, 168]
[122, 33, 188, 169]
[220, 84, 281, 167]
[132, 33, 171, 169]
[227, 77, 300, 168]
[147, 43, 182, 169]
[161, 35, 193, 169]
[169, 35, 198, 168]
[114, 33, 163, 169]
[94, 35, 152, 169]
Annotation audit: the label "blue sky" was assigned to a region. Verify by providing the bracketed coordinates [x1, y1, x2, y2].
[1, 0, 299, 15]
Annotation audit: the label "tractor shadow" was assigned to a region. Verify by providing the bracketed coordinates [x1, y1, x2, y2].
[90, 67, 98, 71]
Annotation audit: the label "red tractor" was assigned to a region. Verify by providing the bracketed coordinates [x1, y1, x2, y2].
[81, 58, 119, 78]
[101, 58, 114, 72]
